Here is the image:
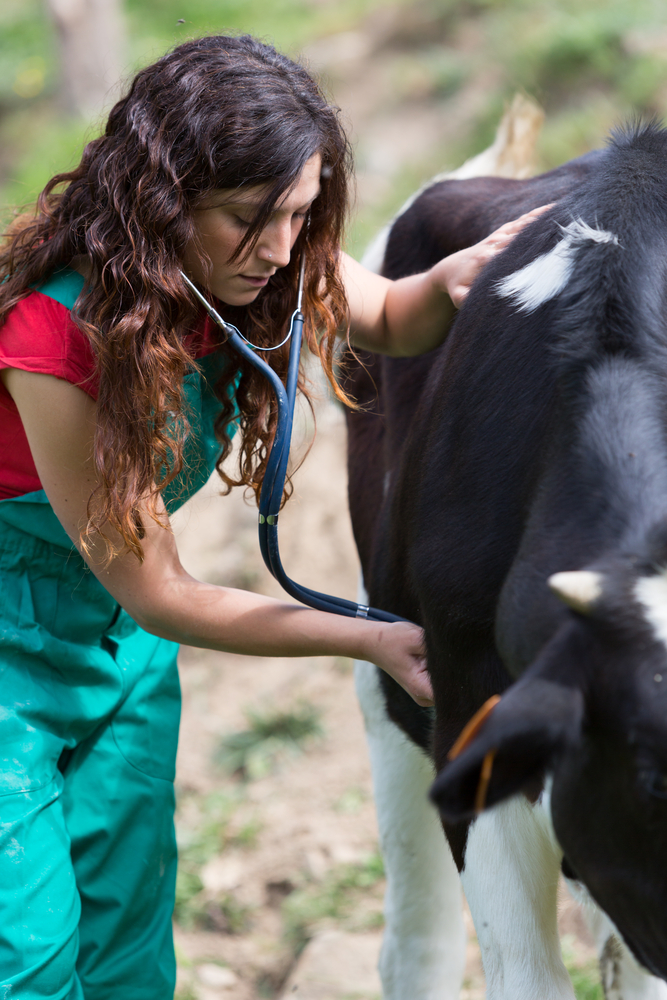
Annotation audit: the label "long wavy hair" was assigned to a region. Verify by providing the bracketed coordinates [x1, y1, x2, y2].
[0, 35, 353, 560]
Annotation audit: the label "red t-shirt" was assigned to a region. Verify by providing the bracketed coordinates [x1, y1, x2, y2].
[0, 289, 219, 500]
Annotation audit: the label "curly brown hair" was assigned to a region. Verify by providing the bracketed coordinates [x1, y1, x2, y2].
[0, 34, 353, 560]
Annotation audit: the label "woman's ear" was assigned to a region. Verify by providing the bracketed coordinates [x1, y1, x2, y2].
[430, 678, 584, 822]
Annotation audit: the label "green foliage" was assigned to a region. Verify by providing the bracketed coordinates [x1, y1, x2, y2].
[174, 867, 205, 927]
[176, 889, 253, 934]
[561, 935, 604, 1000]
[570, 966, 604, 1000]
[124, 0, 414, 66]
[335, 786, 368, 814]
[282, 852, 385, 950]
[0, 0, 54, 101]
[173, 986, 198, 1000]
[4, 0, 667, 251]
[480, 0, 667, 114]
[173, 789, 261, 930]
[391, 47, 470, 101]
[215, 701, 323, 779]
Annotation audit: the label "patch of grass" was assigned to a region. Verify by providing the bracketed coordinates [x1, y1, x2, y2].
[177, 790, 238, 866]
[174, 788, 261, 930]
[215, 701, 323, 780]
[335, 786, 368, 814]
[178, 891, 253, 934]
[175, 877, 254, 934]
[173, 986, 197, 1000]
[282, 852, 385, 950]
[232, 815, 263, 848]
[174, 867, 205, 927]
[561, 935, 603, 1000]
[256, 975, 278, 999]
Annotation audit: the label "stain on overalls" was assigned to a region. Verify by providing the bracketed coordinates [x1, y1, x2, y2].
[0, 269, 235, 998]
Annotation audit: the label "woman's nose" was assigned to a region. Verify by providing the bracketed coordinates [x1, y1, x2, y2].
[256, 220, 292, 269]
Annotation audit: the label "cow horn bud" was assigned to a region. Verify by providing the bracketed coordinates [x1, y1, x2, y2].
[548, 570, 604, 614]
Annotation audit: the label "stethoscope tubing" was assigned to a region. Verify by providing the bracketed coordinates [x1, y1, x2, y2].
[180, 265, 409, 624]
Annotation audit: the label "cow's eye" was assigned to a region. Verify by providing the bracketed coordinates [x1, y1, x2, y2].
[639, 767, 667, 800]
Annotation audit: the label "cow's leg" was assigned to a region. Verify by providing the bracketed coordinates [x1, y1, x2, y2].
[355, 658, 466, 1000]
[461, 795, 574, 1000]
[563, 881, 667, 1000]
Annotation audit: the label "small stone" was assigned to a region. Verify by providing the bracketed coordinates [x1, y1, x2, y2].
[196, 963, 238, 989]
[278, 930, 382, 999]
[200, 854, 244, 893]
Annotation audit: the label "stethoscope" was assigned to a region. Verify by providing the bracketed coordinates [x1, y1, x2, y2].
[180, 257, 406, 624]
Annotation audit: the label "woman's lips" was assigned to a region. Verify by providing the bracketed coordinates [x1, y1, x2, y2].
[238, 274, 271, 287]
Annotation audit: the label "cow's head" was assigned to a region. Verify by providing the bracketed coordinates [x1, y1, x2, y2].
[431, 561, 667, 978]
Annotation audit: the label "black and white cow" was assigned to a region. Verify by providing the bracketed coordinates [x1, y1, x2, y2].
[345, 123, 667, 999]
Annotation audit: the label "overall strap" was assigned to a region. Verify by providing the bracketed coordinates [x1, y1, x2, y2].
[35, 267, 86, 309]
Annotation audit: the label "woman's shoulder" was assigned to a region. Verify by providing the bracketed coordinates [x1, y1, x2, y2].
[0, 269, 97, 396]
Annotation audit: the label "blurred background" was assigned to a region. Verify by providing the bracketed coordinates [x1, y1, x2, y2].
[3, 0, 667, 251]
[4, 3, 667, 998]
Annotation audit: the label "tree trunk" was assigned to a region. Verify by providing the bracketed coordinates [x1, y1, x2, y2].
[46, 0, 126, 119]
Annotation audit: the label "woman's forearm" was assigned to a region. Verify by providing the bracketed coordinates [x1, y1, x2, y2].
[131, 571, 433, 706]
[138, 571, 376, 658]
[379, 269, 457, 356]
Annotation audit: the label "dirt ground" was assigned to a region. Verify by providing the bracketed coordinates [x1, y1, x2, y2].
[170, 382, 600, 1000]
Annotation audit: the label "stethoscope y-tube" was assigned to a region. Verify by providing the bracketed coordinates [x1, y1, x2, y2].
[180, 260, 407, 624]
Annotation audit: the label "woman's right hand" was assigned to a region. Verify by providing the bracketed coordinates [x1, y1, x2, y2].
[365, 621, 434, 707]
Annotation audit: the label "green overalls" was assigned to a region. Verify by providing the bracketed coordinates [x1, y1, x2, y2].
[0, 270, 233, 998]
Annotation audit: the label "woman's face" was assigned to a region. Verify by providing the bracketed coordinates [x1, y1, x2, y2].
[183, 152, 321, 306]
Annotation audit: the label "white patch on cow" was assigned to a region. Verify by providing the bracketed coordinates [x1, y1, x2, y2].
[561, 218, 619, 246]
[635, 571, 667, 650]
[361, 223, 391, 275]
[495, 238, 577, 313]
[354, 578, 466, 1000]
[462, 795, 575, 1000]
[496, 218, 620, 314]
[354, 658, 466, 999]
[548, 570, 604, 614]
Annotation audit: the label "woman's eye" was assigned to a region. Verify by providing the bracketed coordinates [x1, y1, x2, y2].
[234, 215, 251, 228]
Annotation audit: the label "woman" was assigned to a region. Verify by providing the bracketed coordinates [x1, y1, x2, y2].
[0, 34, 537, 999]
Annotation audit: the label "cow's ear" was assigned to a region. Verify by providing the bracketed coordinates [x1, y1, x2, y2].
[430, 679, 584, 823]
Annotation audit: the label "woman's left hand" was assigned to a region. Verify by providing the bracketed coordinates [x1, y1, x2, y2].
[435, 203, 554, 309]
[344, 202, 553, 357]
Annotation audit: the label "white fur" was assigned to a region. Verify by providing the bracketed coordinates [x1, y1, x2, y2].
[354, 657, 466, 999]
[548, 570, 604, 613]
[462, 796, 575, 1000]
[496, 218, 619, 314]
[496, 235, 578, 313]
[635, 572, 667, 650]
[361, 223, 391, 274]
[561, 218, 619, 246]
